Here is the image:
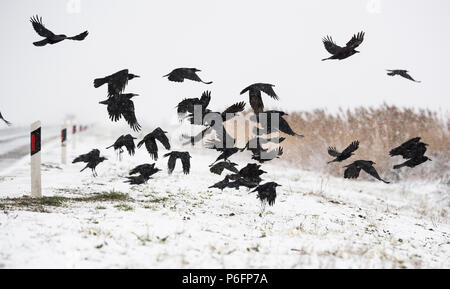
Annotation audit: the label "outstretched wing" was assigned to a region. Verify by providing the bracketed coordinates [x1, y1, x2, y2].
[144, 138, 158, 160]
[166, 153, 176, 174]
[209, 162, 225, 175]
[346, 31, 365, 49]
[67, 31, 89, 41]
[389, 137, 421, 157]
[30, 15, 55, 38]
[123, 136, 136, 155]
[200, 90, 211, 108]
[181, 153, 191, 174]
[155, 131, 171, 150]
[398, 71, 419, 82]
[344, 163, 361, 179]
[121, 99, 141, 132]
[341, 140, 359, 156]
[259, 84, 278, 100]
[322, 36, 342, 55]
[361, 164, 389, 183]
[328, 146, 340, 157]
[221, 101, 246, 119]
[109, 69, 129, 97]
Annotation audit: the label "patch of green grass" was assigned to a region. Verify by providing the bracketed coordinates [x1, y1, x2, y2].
[95, 206, 107, 210]
[81, 190, 129, 202]
[148, 197, 169, 203]
[114, 203, 134, 211]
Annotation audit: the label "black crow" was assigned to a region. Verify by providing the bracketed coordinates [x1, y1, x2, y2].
[389, 137, 426, 159]
[386, 70, 420, 83]
[210, 148, 240, 166]
[186, 101, 246, 126]
[30, 15, 88, 47]
[344, 160, 389, 184]
[327, 140, 359, 164]
[181, 126, 214, 146]
[251, 111, 303, 138]
[229, 163, 266, 184]
[251, 147, 283, 163]
[240, 83, 278, 114]
[322, 31, 365, 61]
[209, 161, 239, 175]
[208, 175, 231, 190]
[241, 137, 286, 155]
[163, 68, 212, 84]
[106, 134, 137, 159]
[129, 163, 161, 178]
[226, 178, 260, 190]
[251, 182, 281, 206]
[99, 93, 141, 131]
[137, 127, 171, 160]
[73, 149, 107, 177]
[0, 111, 11, 126]
[176, 91, 211, 120]
[125, 174, 150, 185]
[164, 151, 191, 175]
[393, 155, 431, 170]
[94, 69, 140, 97]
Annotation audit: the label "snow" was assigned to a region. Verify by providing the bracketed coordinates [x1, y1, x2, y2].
[0, 125, 449, 268]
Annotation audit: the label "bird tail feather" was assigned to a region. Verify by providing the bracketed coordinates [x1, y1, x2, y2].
[94, 77, 108, 88]
[33, 39, 49, 47]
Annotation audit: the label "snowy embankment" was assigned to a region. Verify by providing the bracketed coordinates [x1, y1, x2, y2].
[0, 126, 449, 268]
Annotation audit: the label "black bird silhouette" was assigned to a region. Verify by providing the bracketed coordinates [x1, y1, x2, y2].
[251, 111, 303, 138]
[209, 161, 239, 175]
[0, 111, 11, 126]
[389, 137, 427, 159]
[327, 140, 359, 164]
[241, 137, 286, 155]
[386, 70, 420, 83]
[208, 175, 231, 190]
[229, 163, 266, 184]
[99, 93, 141, 131]
[30, 15, 88, 47]
[186, 101, 246, 126]
[322, 31, 365, 61]
[393, 155, 431, 170]
[163, 68, 212, 84]
[177, 91, 211, 120]
[210, 148, 239, 166]
[344, 160, 389, 184]
[72, 149, 107, 177]
[106, 134, 136, 160]
[251, 147, 283, 163]
[240, 83, 278, 114]
[164, 151, 191, 174]
[94, 69, 140, 97]
[137, 128, 171, 160]
[251, 182, 281, 206]
[126, 163, 161, 184]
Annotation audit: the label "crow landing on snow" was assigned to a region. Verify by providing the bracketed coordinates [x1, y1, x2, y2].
[125, 163, 161, 185]
[209, 161, 239, 175]
[163, 68, 212, 84]
[344, 160, 389, 184]
[389, 137, 431, 169]
[94, 69, 140, 97]
[327, 140, 359, 164]
[250, 111, 303, 138]
[99, 93, 141, 131]
[164, 151, 192, 175]
[106, 134, 137, 160]
[209, 163, 266, 191]
[322, 31, 365, 61]
[30, 15, 88, 47]
[72, 149, 107, 177]
[240, 83, 278, 114]
[251, 182, 281, 207]
[137, 127, 171, 161]
[386, 70, 420, 83]
[0, 111, 11, 126]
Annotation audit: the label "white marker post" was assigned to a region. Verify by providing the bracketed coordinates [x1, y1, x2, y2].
[61, 127, 67, 164]
[71, 124, 77, 150]
[30, 121, 42, 198]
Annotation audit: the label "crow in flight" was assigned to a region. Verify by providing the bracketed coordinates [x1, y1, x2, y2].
[106, 134, 136, 160]
[209, 161, 239, 175]
[0, 111, 11, 126]
[344, 160, 389, 184]
[72, 149, 107, 177]
[163, 68, 212, 84]
[137, 127, 171, 160]
[240, 83, 278, 114]
[186, 101, 246, 126]
[94, 69, 140, 97]
[126, 163, 161, 184]
[229, 163, 266, 184]
[251, 111, 303, 138]
[322, 31, 365, 61]
[251, 147, 283, 163]
[210, 147, 240, 166]
[208, 175, 232, 190]
[164, 151, 191, 175]
[176, 91, 211, 120]
[241, 137, 286, 155]
[390, 137, 431, 169]
[99, 93, 141, 131]
[327, 140, 359, 164]
[386, 70, 420, 83]
[30, 15, 88, 47]
[251, 182, 281, 206]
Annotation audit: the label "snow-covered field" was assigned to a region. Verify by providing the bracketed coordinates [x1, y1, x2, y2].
[0, 126, 449, 269]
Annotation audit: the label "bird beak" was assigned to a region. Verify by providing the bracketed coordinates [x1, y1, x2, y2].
[99, 100, 108, 104]
[163, 131, 168, 133]
[135, 75, 140, 78]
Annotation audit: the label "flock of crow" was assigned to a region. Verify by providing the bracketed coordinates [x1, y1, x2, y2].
[0, 16, 431, 208]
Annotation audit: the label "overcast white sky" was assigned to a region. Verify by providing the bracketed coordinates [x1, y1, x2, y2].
[0, 0, 449, 128]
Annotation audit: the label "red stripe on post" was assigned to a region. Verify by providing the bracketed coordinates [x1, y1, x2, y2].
[31, 134, 35, 153]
